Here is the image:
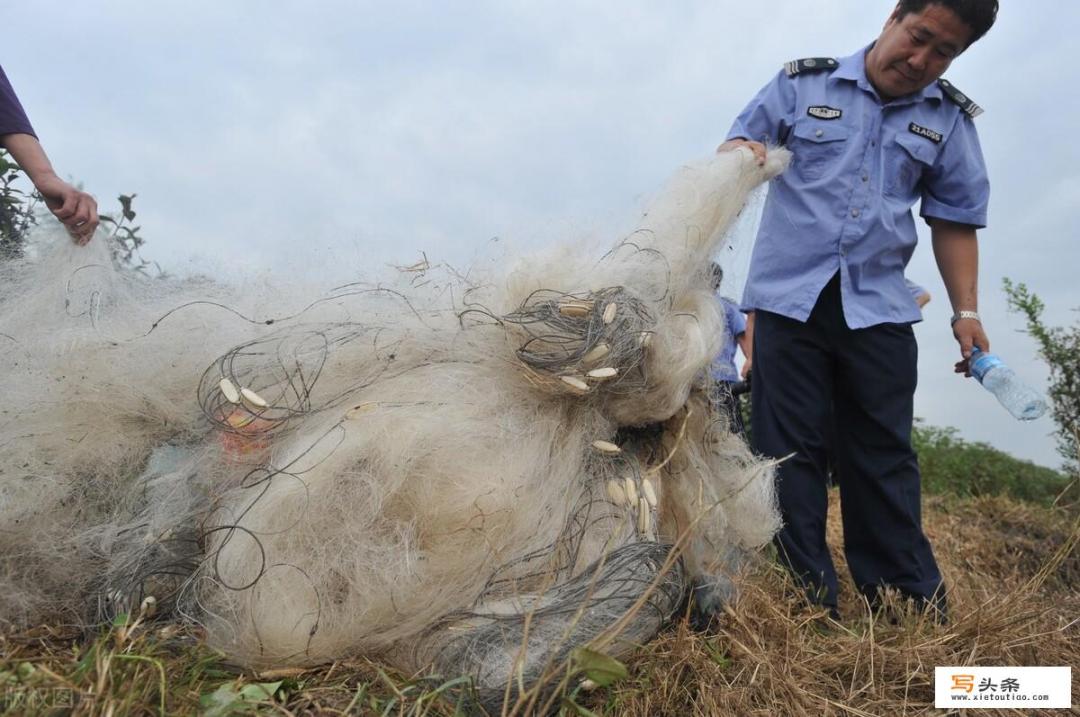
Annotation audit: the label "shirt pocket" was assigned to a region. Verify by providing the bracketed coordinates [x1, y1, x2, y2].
[790, 122, 850, 181]
[884, 132, 937, 199]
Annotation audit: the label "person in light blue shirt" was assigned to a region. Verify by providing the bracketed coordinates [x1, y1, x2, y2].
[717, 0, 998, 621]
[710, 297, 747, 383]
[728, 43, 988, 330]
[707, 263, 750, 433]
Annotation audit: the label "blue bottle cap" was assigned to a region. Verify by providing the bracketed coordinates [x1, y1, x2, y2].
[969, 348, 1002, 382]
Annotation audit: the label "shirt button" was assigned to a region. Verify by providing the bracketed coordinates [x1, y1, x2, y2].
[861, 173, 869, 182]
[850, 208, 860, 218]
[814, 129, 824, 137]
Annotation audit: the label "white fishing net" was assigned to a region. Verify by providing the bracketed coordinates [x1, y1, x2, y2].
[0, 147, 787, 703]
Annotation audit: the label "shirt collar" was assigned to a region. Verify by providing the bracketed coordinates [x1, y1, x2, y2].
[831, 43, 943, 105]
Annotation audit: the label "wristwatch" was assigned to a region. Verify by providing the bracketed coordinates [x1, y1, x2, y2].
[950, 310, 981, 326]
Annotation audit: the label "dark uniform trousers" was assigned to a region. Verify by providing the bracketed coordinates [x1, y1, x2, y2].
[751, 274, 945, 615]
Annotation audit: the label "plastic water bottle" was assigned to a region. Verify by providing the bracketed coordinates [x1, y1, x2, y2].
[969, 348, 1048, 421]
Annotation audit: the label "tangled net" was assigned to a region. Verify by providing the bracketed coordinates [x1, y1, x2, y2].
[0, 147, 788, 705]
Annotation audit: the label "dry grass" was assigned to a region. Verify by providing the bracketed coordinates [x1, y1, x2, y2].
[2, 492, 1077, 716]
[597, 492, 1079, 716]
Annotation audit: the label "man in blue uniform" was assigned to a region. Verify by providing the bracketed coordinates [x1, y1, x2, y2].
[719, 0, 998, 619]
[708, 262, 751, 433]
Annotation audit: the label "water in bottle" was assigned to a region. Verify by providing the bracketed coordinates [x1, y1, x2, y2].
[969, 348, 1048, 421]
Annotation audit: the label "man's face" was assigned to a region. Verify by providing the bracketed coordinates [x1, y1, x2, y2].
[865, 3, 974, 100]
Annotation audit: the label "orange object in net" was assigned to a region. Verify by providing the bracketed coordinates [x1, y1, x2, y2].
[220, 409, 277, 459]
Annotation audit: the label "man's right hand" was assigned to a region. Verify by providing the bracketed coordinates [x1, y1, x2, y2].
[36, 173, 98, 245]
[952, 318, 990, 377]
[1, 132, 98, 245]
[717, 139, 767, 166]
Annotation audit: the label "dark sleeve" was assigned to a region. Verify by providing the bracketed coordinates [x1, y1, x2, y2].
[0, 65, 37, 139]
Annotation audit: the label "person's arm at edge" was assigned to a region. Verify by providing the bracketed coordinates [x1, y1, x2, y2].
[905, 278, 931, 309]
[739, 311, 755, 379]
[930, 218, 988, 375]
[1, 132, 98, 244]
[716, 68, 795, 167]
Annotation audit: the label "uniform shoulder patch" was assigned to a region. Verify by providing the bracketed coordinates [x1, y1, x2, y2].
[784, 57, 839, 77]
[938, 78, 983, 118]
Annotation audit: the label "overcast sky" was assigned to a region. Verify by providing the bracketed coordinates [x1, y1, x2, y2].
[5, 1, 1077, 469]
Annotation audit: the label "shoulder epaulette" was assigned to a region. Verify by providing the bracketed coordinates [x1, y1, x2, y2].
[937, 78, 983, 118]
[784, 57, 838, 77]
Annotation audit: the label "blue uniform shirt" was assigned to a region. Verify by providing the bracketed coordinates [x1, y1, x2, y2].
[710, 296, 747, 382]
[904, 278, 927, 303]
[727, 45, 990, 328]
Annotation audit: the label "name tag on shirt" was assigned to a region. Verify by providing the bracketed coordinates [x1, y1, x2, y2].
[807, 106, 843, 120]
[908, 122, 943, 144]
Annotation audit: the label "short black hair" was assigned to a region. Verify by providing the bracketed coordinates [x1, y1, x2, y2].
[895, 0, 998, 46]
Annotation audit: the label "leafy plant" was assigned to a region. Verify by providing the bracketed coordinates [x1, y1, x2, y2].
[0, 149, 40, 260]
[912, 420, 1073, 506]
[99, 192, 164, 276]
[1003, 278, 1080, 472]
[200, 679, 284, 717]
[0, 149, 158, 273]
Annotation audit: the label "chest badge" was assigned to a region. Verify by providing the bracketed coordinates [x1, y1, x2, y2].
[908, 122, 943, 144]
[807, 105, 843, 120]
